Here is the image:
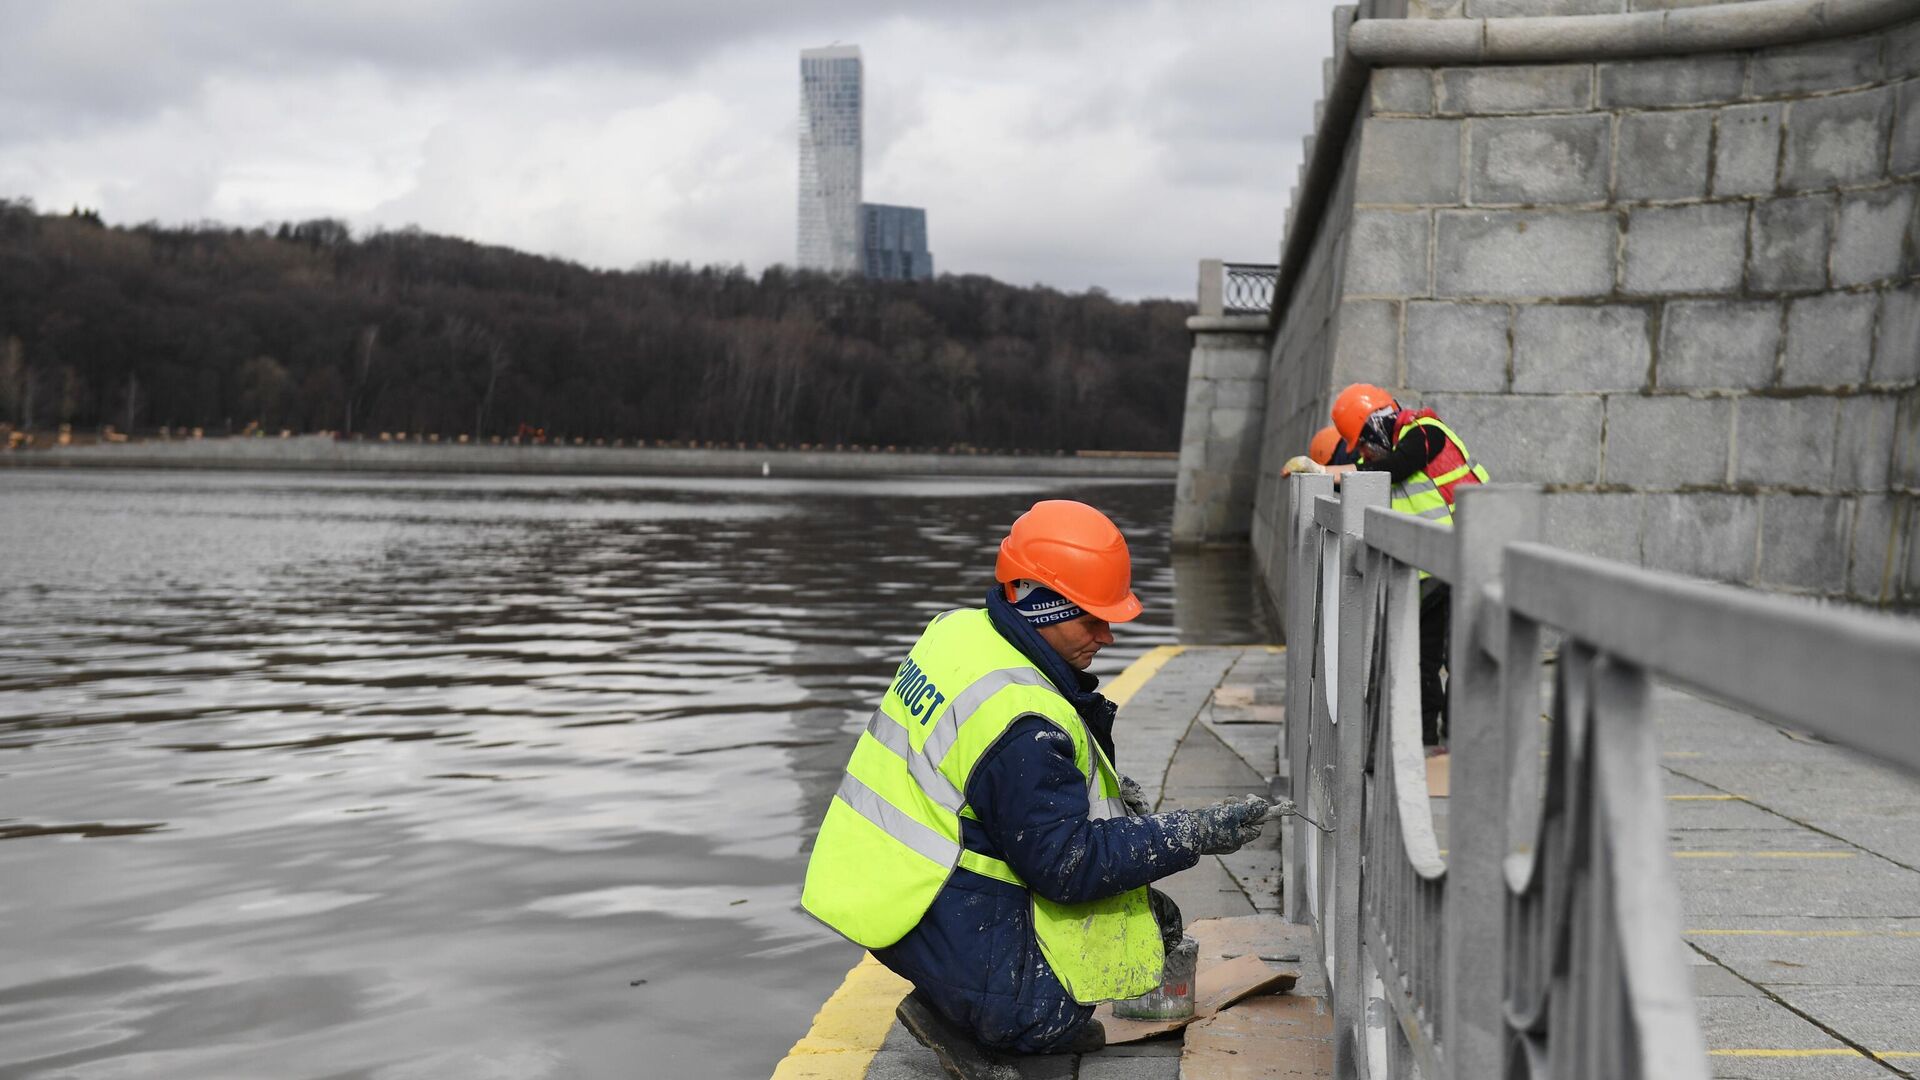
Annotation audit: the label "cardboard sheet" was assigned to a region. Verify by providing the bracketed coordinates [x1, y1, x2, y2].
[1426, 752, 1450, 798]
[1181, 993, 1335, 1079]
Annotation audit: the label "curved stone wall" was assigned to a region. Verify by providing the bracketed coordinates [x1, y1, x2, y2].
[1254, 4, 1919, 606]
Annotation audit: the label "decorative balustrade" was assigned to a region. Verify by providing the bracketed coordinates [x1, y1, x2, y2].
[1221, 263, 1277, 316]
[1279, 473, 1920, 1080]
[1195, 259, 1279, 318]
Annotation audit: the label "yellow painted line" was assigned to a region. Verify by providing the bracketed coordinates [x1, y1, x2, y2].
[770, 953, 911, 1080]
[1672, 851, 1856, 859]
[1103, 644, 1188, 708]
[1687, 928, 1920, 938]
[1668, 794, 1746, 801]
[1709, 1049, 1920, 1060]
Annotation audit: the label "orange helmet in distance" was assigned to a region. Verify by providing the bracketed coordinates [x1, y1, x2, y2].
[1308, 425, 1343, 466]
[995, 500, 1142, 623]
[1331, 383, 1398, 453]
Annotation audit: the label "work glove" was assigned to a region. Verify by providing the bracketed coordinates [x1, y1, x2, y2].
[1190, 794, 1271, 855]
[1280, 454, 1326, 478]
[1148, 887, 1184, 950]
[1119, 774, 1153, 817]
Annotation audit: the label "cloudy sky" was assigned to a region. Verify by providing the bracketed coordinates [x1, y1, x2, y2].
[2, 1, 1339, 299]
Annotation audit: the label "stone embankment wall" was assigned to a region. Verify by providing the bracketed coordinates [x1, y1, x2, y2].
[1242, 0, 1920, 608]
[1173, 315, 1271, 541]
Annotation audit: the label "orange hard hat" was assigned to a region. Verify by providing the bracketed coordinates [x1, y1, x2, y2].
[1308, 425, 1343, 466]
[995, 500, 1142, 623]
[1331, 383, 1398, 452]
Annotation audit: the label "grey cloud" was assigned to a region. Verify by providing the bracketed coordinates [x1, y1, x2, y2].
[0, 0, 1114, 142]
[4, 0, 1339, 298]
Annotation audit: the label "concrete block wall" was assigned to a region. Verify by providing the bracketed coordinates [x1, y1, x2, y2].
[1410, 0, 1759, 16]
[1249, 8, 1920, 608]
[1174, 311, 1273, 545]
[1248, 113, 1370, 600]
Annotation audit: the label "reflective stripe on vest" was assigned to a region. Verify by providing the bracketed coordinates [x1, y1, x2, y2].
[1389, 415, 1490, 528]
[870, 669, 1126, 820]
[801, 608, 1163, 1003]
[834, 771, 958, 867]
[922, 667, 1055, 766]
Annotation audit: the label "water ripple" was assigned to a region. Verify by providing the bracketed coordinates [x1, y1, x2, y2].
[0, 469, 1264, 1080]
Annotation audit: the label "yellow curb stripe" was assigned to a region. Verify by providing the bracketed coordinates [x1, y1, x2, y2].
[1103, 645, 1187, 708]
[1709, 1050, 1920, 1060]
[1671, 851, 1856, 859]
[1687, 929, 1920, 938]
[770, 953, 912, 1080]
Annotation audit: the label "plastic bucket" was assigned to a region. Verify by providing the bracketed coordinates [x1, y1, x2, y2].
[1111, 935, 1199, 1020]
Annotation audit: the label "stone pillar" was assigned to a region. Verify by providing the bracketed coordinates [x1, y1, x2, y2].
[1174, 260, 1272, 545]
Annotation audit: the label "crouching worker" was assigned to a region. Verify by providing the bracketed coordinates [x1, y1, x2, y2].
[801, 500, 1270, 1056]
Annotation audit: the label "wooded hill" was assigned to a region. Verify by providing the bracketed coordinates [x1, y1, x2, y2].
[0, 200, 1194, 451]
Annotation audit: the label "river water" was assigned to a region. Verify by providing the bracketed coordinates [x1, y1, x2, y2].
[0, 469, 1268, 1080]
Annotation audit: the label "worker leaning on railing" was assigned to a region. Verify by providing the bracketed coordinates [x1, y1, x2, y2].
[801, 500, 1271, 1056]
[1282, 384, 1491, 749]
[1307, 423, 1360, 469]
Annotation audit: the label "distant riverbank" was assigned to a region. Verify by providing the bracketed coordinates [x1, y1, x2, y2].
[0, 435, 1178, 480]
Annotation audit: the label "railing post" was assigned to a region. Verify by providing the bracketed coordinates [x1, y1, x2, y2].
[1197, 258, 1225, 317]
[1283, 472, 1334, 924]
[1440, 484, 1540, 1080]
[1332, 471, 1387, 1079]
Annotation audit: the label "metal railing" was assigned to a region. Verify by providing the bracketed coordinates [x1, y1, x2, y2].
[1279, 473, 1920, 1080]
[1222, 262, 1278, 315]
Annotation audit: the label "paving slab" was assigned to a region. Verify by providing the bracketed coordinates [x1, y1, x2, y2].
[1695, 997, 1898, 1079]
[1115, 648, 1242, 810]
[1688, 926, 1920, 990]
[1766, 986, 1920, 1058]
[1201, 651, 1288, 781]
[1078, 1057, 1182, 1080]
[1656, 680, 1920, 1070]
[1180, 994, 1334, 1080]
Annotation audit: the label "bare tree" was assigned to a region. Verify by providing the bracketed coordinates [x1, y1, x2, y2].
[345, 325, 379, 436]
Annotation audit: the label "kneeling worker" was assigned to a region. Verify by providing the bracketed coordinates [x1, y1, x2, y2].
[802, 500, 1271, 1055]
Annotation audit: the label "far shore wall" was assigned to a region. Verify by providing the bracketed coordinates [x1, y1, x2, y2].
[1246, 5, 1920, 610]
[0, 437, 1178, 482]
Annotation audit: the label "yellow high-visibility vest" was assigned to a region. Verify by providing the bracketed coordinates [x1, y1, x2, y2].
[800, 608, 1164, 1003]
[1389, 415, 1491, 528]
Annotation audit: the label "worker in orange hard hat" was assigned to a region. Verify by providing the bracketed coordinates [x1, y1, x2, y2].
[1281, 425, 1359, 478]
[1308, 425, 1344, 467]
[803, 499, 1271, 1058]
[1325, 384, 1491, 749]
[1323, 382, 1489, 521]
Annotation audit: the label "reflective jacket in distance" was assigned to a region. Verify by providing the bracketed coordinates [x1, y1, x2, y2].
[1389, 408, 1490, 527]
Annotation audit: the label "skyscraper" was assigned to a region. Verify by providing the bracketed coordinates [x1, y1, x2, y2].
[862, 203, 933, 281]
[797, 45, 863, 274]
